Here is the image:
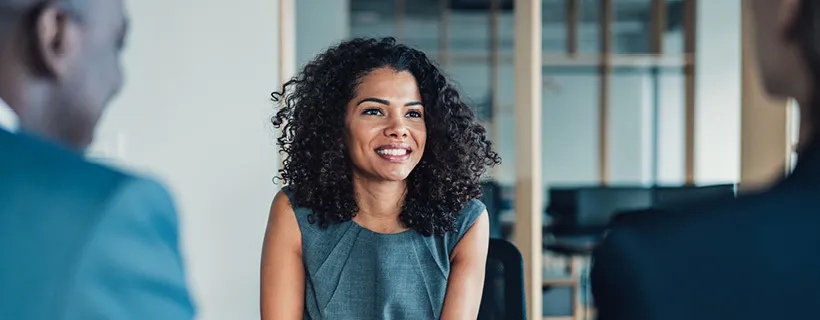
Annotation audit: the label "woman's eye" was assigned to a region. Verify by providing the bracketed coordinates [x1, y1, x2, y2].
[362, 108, 383, 116]
[406, 110, 423, 118]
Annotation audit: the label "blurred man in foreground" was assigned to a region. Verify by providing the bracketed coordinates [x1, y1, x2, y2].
[0, 0, 194, 319]
[592, 1, 820, 319]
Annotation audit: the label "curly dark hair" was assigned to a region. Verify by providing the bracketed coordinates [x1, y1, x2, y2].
[271, 37, 501, 236]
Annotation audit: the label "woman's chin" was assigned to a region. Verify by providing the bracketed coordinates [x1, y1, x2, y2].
[379, 174, 411, 182]
[376, 168, 413, 182]
[353, 164, 416, 182]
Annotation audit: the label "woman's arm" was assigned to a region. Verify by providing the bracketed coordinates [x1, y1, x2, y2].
[440, 210, 490, 320]
[260, 191, 305, 320]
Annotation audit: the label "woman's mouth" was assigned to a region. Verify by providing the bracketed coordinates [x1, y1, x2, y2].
[375, 145, 412, 163]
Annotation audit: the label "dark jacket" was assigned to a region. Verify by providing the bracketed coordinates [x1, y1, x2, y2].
[592, 142, 820, 320]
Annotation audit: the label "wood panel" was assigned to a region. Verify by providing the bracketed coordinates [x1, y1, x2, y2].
[438, 0, 450, 66]
[396, 0, 405, 41]
[513, 0, 543, 318]
[650, 0, 666, 54]
[684, 0, 697, 184]
[278, 0, 296, 172]
[567, 0, 580, 56]
[490, 0, 501, 179]
[598, 0, 612, 184]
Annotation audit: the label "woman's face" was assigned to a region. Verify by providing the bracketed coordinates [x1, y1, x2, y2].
[345, 67, 427, 182]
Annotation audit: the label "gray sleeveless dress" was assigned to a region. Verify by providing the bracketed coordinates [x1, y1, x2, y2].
[282, 187, 486, 320]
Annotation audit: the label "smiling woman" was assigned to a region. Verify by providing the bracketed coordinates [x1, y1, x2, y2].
[260, 37, 501, 320]
[346, 69, 427, 183]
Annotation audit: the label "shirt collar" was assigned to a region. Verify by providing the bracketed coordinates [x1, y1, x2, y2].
[0, 96, 18, 133]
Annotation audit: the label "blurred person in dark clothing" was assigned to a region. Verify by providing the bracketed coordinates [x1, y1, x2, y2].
[0, 0, 194, 319]
[592, 0, 820, 319]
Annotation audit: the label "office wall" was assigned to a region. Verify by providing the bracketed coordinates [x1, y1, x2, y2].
[89, 0, 280, 319]
[695, 0, 742, 184]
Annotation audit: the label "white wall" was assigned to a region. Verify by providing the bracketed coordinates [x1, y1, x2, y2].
[694, 0, 742, 184]
[89, 0, 280, 319]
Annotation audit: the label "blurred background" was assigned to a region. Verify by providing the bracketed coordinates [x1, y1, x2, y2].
[85, 0, 797, 319]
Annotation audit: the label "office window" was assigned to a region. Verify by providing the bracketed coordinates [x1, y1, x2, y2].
[348, 1, 696, 318]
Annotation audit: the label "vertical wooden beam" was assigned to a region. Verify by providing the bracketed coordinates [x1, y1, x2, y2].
[513, 0, 543, 318]
[567, 0, 580, 56]
[650, 0, 666, 54]
[396, 0, 405, 42]
[439, 0, 450, 66]
[490, 0, 499, 89]
[598, 0, 612, 184]
[278, 0, 296, 88]
[739, 0, 790, 192]
[684, 0, 697, 184]
[649, 0, 666, 184]
[569, 257, 585, 320]
[490, 0, 501, 180]
[278, 0, 296, 172]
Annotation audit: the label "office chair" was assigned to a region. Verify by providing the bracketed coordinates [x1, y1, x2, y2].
[478, 238, 527, 320]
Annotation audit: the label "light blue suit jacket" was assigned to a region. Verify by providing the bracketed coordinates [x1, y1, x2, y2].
[0, 129, 195, 319]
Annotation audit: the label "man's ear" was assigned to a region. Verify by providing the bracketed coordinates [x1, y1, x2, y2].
[30, 3, 80, 78]
[779, 0, 802, 40]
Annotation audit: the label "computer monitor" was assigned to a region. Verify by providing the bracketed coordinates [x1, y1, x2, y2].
[654, 184, 736, 208]
[546, 184, 737, 234]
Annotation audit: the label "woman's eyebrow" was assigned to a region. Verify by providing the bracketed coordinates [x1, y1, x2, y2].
[356, 97, 390, 106]
[356, 98, 422, 107]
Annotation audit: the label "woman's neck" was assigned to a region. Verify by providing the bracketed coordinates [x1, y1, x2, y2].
[352, 175, 407, 223]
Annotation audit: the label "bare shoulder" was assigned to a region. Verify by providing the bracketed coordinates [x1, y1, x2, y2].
[261, 189, 306, 319]
[466, 209, 490, 245]
[270, 189, 296, 218]
[469, 209, 490, 235]
[264, 189, 302, 254]
[451, 209, 490, 262]
[454, 199, 488, 236]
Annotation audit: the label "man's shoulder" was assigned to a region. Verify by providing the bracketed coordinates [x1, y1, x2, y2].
[601, 189, 807, 253]
[0, 130, 172, 222]
[592, 188, 820, 319]
[611, 190, 787, 229]
[0, 133, 183, 319]
[0, 130, 136, 191]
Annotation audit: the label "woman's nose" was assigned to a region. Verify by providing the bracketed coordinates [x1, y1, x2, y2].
[383, 117, 409, 138]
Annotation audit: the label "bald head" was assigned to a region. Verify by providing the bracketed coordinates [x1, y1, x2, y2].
[0, 0, 89, 28]
[0, 0, 86, 10]
[0, 0, 127, 150]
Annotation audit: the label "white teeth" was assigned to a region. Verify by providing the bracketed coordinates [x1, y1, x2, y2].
[377, 149, 408, 156]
